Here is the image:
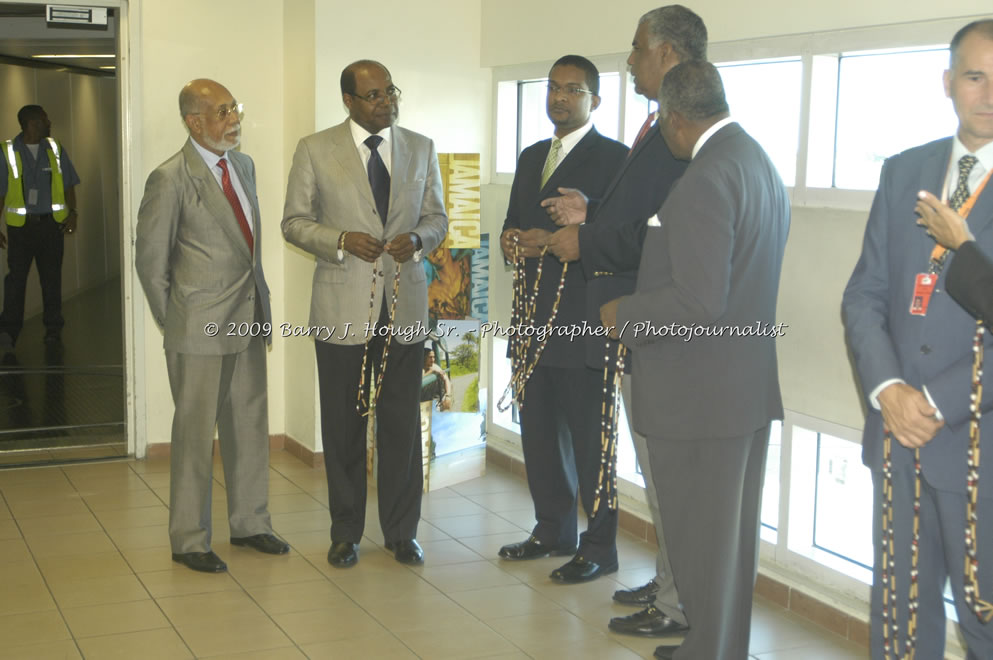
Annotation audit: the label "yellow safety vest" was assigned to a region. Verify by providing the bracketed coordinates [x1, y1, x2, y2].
[3, 137, 69, 226]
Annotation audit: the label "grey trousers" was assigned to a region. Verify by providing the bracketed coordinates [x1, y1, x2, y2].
[165, 336, 274, 553]
[622, 374, 685, 625]
[648, 426, 770, 660]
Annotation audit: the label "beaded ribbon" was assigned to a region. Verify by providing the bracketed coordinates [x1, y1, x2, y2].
[497, 235, 568, 412]
[881, 320, 992, 659]
[356, 260, 403, 418]
[593, 341, 626, 513]
[965, 321, 993, 623]
[879, 436, 921, 659]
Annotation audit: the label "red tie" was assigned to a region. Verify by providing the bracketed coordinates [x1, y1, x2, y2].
[630, 112, 657, 151]
[217, 158, 254, 253]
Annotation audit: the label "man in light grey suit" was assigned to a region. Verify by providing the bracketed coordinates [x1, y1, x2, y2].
[136, 79, 288, 573]
[602, 61, 790, 660]
[843, 20, 993, 658]
[282, 60, 447, 569]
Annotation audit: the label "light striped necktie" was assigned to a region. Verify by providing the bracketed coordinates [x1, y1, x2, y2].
[541, 138, 562, 187]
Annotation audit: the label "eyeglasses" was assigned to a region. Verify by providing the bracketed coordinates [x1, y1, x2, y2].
[349, 86, 402, 104]
[196, 102, 244, 122]
[546, 84, 594, 97]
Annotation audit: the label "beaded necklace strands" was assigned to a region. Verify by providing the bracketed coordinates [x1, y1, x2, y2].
[356, 260, 403, 418]
[593, 341, 626, 513]
[965, 321, 993, 624]
[496, 235, 568, 412]
[879, 435, 921, 659]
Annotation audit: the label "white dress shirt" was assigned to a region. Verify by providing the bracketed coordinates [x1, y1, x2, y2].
[190, 138, 254, 236]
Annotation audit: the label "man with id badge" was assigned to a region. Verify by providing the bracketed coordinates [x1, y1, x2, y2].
[0, 105, 80, 350]
[843, 19, 993, 659]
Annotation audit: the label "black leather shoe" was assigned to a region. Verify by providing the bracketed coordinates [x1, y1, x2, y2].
[609, 605, 689, 636]
[231, 533, 290, 555]
[654, 644, 680, 659]
[172, 551, 227, 573]
[498, 535, 577, 561]
[549, 554, 618, 583]
[613, 578, 660, 605]
[327, 541, 359, 568]
[385, 539, 424, 565]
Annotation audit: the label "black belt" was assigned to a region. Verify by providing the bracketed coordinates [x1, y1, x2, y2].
[24, 213, 55, 223]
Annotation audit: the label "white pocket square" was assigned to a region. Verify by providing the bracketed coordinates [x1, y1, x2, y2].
[647, 214, 661, 227]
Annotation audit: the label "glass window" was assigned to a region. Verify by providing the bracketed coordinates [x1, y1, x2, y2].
[497, 73, 623, 174]
[809, 47, 956, 190]
[716, 58, 803, 186]
[812, 432, 873, 568]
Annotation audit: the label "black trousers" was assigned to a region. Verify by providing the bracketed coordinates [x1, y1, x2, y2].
[0, 215, 65, 342]
[519, 365, 618, 564]
[315, 334, 424, 545]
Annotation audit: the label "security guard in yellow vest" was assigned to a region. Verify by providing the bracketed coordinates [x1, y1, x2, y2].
[0, 105, 80, 350]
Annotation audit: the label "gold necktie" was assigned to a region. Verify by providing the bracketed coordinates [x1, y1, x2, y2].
[541, 138, 562, 188]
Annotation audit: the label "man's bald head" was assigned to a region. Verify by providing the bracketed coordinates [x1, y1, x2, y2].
[340, 60, 390, 97]
[179, 78, 242, 155]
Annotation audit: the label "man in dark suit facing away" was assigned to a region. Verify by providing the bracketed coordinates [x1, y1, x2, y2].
[497, 55, 629, 582]
[602, 61, 790, 660]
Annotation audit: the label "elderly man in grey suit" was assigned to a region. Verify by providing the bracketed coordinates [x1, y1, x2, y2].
[602, 61, 790, 660]
[136, 78, 288, 573]
[843, 20, 993, 658]
[282, 60, 447, 569]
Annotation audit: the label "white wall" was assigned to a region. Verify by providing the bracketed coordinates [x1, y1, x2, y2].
[0, 64, 119, 318]
[480, 0, 993, 66]
[135, 0, 286, 444]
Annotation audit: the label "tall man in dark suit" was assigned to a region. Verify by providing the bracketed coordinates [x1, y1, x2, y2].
[136, 79, 288, 573]
[496, 56, 628, 581]
[602, 61, 790, 660]
[536, 5, 707, 638]
[283, 60, 448, 569]
[843, 20, 993, 658]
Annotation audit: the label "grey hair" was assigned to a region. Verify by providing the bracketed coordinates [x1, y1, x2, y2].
[638, 5, 708, 62]
[659, 60, 729, 121]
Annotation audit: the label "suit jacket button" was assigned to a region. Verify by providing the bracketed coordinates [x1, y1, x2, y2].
[921, 345, 931, 355]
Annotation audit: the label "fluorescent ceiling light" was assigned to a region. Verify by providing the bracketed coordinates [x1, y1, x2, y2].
[32, 54, 115, 59]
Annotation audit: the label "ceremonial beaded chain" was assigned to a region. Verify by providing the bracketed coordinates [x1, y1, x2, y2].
[496, 235, 568, 412]
[881, 320, 992, 660]
[593, 341, 626, 513]
[356, 260, 403, 418]
[965, 321, 993, 624]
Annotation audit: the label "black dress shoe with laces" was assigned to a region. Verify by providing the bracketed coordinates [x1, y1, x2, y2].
[172, 550, 227, 573]
[654, 644, 680, 659]
[231, 533, 290, 555]
[385, 539, 424, 565]
[609, 605, 689, 636]
[327, 541, 359, 568]
[613, 578, 660, 605]
[549, 554, 618, 583]
[498, 535, 577, 561]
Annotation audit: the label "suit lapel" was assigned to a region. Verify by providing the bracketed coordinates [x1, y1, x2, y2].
[182, 141, 252, 262]
[541, 128, 597, 195]
[387, 127, 412, 230]
[329, 122, 378, 215]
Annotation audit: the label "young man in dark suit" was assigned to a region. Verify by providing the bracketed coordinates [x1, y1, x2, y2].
[497, 55, 628, 583]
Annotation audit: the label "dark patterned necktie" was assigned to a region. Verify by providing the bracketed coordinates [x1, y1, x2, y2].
[217, 158, 253, 253]
[365, 135, 390, 225]
[950, 154, 979, 211]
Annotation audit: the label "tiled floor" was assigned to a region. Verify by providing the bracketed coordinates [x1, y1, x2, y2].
[0, 451, 867, 659]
